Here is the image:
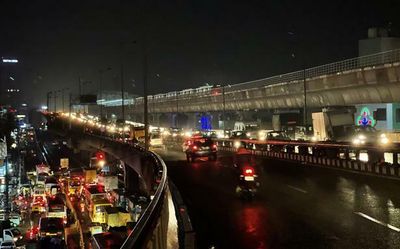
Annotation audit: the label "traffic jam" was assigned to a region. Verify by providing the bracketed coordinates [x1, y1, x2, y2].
[2, 126, 151, 249]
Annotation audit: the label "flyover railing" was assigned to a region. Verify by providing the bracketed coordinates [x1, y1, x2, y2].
[215, 138, 400, 180]
[215, 48, 400, 93]
[45, 113, 169, 249]
[133, 48, 400, 106]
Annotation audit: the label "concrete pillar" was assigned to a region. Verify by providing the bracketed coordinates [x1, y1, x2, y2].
[272, 114, 281, 131]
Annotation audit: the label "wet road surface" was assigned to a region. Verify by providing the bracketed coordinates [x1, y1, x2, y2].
[158, 148, 400, 249]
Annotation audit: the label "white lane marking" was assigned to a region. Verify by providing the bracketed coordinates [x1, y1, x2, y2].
[354, 212, 400, 232]
[287, 185, 307, 194]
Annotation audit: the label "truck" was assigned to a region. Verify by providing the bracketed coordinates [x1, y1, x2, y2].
[311, 107, 355, 141]
[104, 207, 132, 230]
[59, 158, 69, 171]
[84, 168, 97, 184]
[47, 196, 67, 224]
[36, 164, 50, 176]
[97, 175, 118, 192]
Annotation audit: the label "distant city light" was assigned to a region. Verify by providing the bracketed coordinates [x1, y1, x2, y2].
[9, 76, 14, 81]
[6, 89, 20, 92]
[41, 105, 48, 110]
[2, 58, 18, 63]
[21, 103, 27, 107]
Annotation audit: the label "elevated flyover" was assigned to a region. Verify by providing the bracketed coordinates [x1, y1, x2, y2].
[46, 114, 182, 249]
[131, 49, 400, 113]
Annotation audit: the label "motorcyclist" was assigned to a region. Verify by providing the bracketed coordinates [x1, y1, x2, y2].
[233, 148, 259, 197]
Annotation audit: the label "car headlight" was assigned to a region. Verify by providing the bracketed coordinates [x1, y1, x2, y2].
[234, 141, 241, 149]
[380, 137, 389, 145]
[352, 138, 361, 145]
[358, 135, 366, 140]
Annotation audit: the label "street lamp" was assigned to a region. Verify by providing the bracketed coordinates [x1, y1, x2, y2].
[99, 67, 112, 118]
[221, 84, 231, 135]
[61, 88, 69, 112]
[46, 91, 52, 112]
[175, 91, 179, 128]
[53, 90, 57, 112]
[288, 30, 308, 127]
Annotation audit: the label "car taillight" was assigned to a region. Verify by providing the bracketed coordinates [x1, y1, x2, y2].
[192, 145, 198, 150]
[212, 144, 217, 149]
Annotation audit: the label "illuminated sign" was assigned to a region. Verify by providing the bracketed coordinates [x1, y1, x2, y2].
[356, 107, 376, 127]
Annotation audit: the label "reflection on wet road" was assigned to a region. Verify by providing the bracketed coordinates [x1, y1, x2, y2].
[159, 149, 400, 249]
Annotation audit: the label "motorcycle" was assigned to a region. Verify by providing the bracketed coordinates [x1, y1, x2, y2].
[236, 166, 259, 199]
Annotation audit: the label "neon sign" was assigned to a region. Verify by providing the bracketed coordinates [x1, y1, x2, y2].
[356, 107, 376, 127]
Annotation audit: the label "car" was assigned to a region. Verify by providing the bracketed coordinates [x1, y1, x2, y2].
[149, 133, 165, 149]
[0, 241, 16, 249]
[31, 199, 46, 213]
[264, 131, 291, 141]
[38, 217, 65, 240]
[185, 138, 217, 162]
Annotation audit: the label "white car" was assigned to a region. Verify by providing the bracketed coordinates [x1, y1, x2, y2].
[0, 241, 16, 249]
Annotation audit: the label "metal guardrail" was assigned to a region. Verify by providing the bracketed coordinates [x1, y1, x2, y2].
[132, 48, 400, 104]
[216, 138, 400, 180]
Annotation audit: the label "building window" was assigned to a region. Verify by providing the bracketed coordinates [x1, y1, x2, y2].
[373, 108, 386, 121]
[396, 109, 400, 123]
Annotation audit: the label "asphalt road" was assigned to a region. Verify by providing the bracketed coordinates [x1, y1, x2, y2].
[157, 148, 400, 249]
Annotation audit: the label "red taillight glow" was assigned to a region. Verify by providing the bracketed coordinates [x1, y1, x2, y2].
[192, 145, 198, 150]
[243, 167, 254, 176]
[212, 144, 217, 149]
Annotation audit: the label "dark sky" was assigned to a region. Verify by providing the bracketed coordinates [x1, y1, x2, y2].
[0, 0, 399, 107]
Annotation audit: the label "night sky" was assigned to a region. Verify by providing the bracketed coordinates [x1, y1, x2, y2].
[0, 0, 399, 107]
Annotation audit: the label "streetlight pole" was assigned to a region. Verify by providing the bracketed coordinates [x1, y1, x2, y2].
[61, 88, 69, 112]
[303, 68, 307, 126]
[69, 93, 72, 130]
[53, 91, 57, 112]
[143, 42, 149, 151]
[78, 77, 82, 96]
[99, 68, 111, 119]
[175, 91, 179, 128]
[120, 63, 125, 121]
[46, 91, 52, 111]
[222, 86, 225, 133]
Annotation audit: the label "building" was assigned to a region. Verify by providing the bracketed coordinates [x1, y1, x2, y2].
[359, 27, 400, 56]
[354, 104, 400, 132]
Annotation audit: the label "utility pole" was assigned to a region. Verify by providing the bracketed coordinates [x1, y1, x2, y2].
[53, 91, 57, 112]
[175, 92, 179, 128]
[303, 68, 307, 126]
[4, 156, 9, 219]
[99, 68, 111, 119]
[143, 42, 149, 151]
[222, 86, 226, 133]
[121, 63, 125, 121]
[78, 77, 82, 96]
[69, 93, 72, 130]
[46, 91, 52, 111]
